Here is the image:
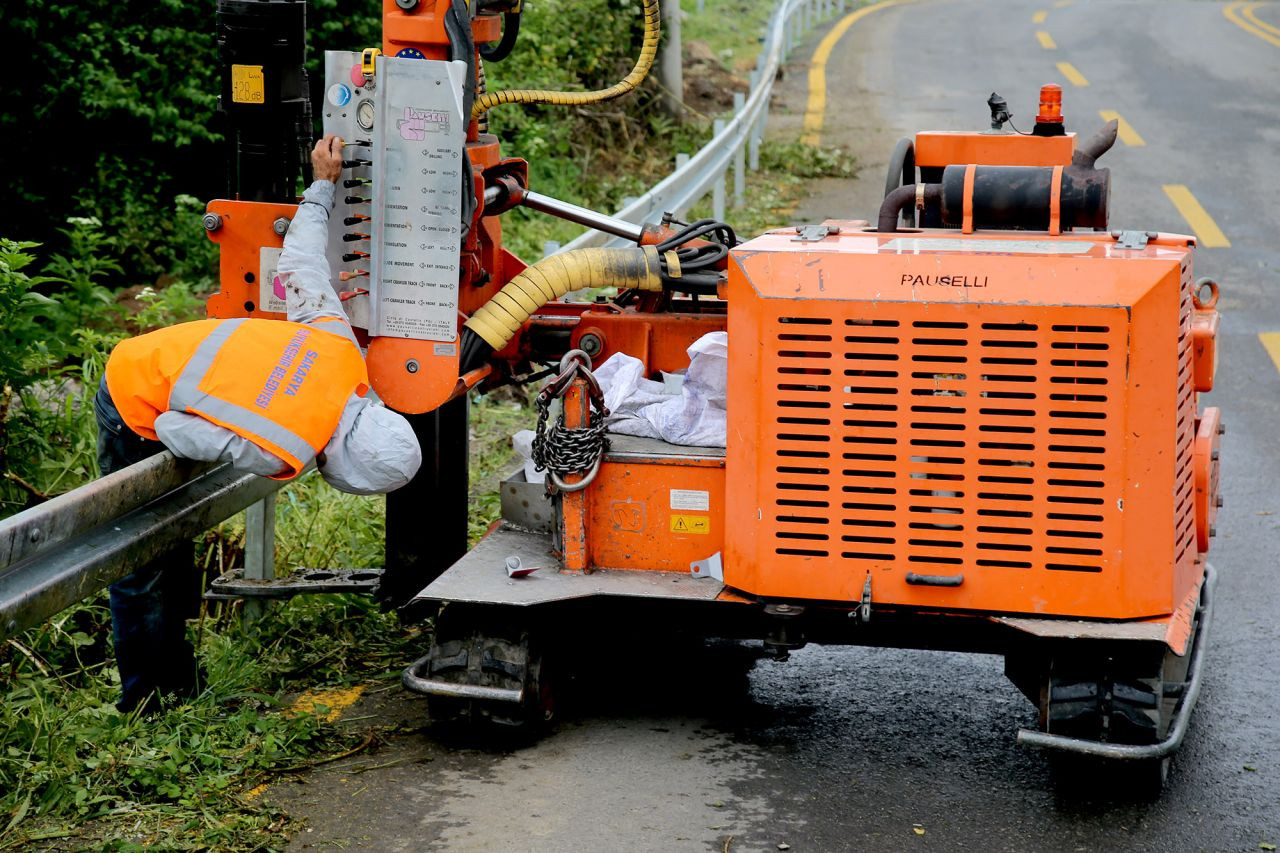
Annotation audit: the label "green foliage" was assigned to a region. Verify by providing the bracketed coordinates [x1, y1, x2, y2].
[1, 0, 223, 282]
[760, 139, 859, 179]
[0, 597, 386, 850]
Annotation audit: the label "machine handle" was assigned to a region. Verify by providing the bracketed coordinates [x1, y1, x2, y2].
[905, 572, 964, 587]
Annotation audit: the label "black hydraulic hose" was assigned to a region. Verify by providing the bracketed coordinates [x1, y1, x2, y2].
[884, 138, 916, 227]
[878, 184, 942, 232]
[479, 11, 521, 62]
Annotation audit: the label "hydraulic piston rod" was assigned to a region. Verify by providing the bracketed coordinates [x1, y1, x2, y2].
[520, 191, 645, 244]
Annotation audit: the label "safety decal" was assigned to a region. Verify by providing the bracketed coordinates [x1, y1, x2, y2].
[670, 514, 710, 535]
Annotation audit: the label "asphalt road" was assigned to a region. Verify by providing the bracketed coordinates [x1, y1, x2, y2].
[271, 2, 1280, 849]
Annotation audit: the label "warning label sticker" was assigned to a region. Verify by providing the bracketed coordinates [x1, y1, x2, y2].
[231, 65, 265, 104]
[669, 514, 710, 535]
[670, 489, 710, 511]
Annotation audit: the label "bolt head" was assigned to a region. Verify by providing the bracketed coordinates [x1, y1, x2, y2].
[273, 217, 292, 236]
[395, 0, 418, 8]
[1218, 421, 1226, 436]
[29, 528, 41, 543]
[201, 213, 223, 232]
[405, 359, 420, 374]
[1216, 495, 1224, 508]
[579, 333, 603, 356]
[1209, 524, 1217, 538]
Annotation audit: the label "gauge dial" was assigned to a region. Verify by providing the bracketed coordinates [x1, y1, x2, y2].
[356, 99, 375, 132]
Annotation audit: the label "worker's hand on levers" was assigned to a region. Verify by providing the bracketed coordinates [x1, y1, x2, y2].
[311, 134, 344, 184]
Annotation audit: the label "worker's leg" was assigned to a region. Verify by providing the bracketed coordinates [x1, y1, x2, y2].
[95, 378, 200, 713]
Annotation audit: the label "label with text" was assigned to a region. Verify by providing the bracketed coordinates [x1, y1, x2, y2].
[670, 489, 710, 511]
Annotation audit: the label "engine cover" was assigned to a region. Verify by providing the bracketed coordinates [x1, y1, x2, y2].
[725, 226, 1204, 620]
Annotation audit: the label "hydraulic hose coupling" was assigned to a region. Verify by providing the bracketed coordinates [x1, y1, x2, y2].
[464, 247, 665, 350]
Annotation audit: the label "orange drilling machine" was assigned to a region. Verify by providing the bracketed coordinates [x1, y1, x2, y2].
[203, 1, 1220, 790]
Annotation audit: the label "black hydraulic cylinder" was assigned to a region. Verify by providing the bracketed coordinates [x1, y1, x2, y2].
[939, 164, 1110, 231]
[217, 0, 311, 202]
[382, 396, 471, 615]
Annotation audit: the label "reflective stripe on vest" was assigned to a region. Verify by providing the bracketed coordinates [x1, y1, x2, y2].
[313, 316, 362, 350]
[169, 318, 318, 467]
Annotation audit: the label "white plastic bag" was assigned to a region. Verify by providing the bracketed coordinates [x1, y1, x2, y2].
[593, 331, 727, 447]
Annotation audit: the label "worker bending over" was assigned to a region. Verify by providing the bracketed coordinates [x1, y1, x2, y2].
[96, 135, 422, 713]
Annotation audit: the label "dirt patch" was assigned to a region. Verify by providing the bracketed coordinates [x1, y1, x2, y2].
[683, 39, 750, 116]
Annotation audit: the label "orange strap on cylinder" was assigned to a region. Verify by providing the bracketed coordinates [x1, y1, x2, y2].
[961, 164, 977, 234]
[1049, 165, 1064, 236]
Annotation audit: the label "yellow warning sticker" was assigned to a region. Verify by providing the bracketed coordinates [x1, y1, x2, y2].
[231, 64, 265, 104]
[670, 514, 710, 535]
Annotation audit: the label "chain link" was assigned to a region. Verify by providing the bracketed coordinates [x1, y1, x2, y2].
[531, 352, 610, 491]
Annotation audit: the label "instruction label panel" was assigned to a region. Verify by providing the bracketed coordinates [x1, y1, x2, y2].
[670, 489, 710, 511]
[370, 57, 467, 341]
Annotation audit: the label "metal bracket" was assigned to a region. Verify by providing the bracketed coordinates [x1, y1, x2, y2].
[792, 224, 840, 242]
[853, 573, 873, 624]
[206, 568, 383, 600]
[690, 552, 724, 581]
[1112, 229, 1155, 250]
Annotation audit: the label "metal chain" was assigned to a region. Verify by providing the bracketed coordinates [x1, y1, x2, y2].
[531, 351, 610, 491]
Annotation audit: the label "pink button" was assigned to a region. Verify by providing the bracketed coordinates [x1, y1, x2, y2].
[349, 64, 364, 88]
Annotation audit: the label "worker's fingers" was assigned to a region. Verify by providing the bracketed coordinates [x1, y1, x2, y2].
[330, 135, 345, 156]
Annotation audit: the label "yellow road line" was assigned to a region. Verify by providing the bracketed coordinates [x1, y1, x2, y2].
[1243, 1, 1280, 36]
[1163, 185, 1231, 248]
[1032, 10, 1048, 23]
[1224, 0, 1280, 46]
[1056, 61, 1089, 86]
[1098, 110, 1146, 146]
[1259, 333, 1280, 373]
[802, 0, 913, 145]
[1036, 30, 1057, 48]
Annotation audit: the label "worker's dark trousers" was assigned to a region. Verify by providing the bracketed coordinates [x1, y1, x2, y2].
[94, 378, 199, 713]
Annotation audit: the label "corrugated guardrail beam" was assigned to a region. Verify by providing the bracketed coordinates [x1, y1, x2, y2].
[0, 453, 284, 641]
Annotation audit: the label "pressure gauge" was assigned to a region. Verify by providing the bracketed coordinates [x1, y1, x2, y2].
[356, 99, 375, 132]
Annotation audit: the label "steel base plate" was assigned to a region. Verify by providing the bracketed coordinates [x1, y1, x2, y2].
[412, 523, 726, 606]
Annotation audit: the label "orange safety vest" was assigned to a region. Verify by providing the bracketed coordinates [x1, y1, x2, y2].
[105, 317, 369, 479]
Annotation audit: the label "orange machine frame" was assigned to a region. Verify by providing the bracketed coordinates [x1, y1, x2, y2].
[721, 227, 1212, 620]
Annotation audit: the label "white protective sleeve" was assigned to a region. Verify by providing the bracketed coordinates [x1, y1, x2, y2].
[154, 410, 287, 475]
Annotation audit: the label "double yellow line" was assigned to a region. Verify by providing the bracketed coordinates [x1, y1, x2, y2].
[1224, 0, 1280, 47]
[802, 0, 914, 145]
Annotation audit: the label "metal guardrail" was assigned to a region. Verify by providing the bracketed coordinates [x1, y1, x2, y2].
[0, 453, 284, 642]
[558, 0, 848, 253]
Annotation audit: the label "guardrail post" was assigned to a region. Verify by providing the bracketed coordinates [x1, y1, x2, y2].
[673, 153, 691, 218]
[242, 493, 276, 625]
[733, 92, 746, 207]
[712, 119, 727, 221]
[749, 114, 762, 171]
[658, 0, 684, 119]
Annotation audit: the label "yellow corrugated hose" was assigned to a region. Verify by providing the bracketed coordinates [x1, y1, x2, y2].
[470, 0, 661, 120]
[464, 247, 664, 349]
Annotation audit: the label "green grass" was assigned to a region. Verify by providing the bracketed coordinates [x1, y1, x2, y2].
[684, 0, 781, 71]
